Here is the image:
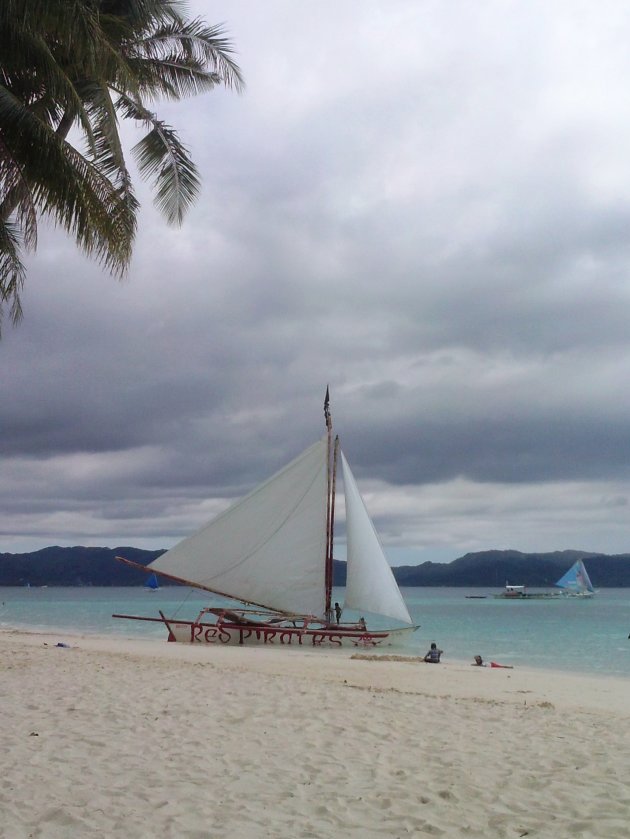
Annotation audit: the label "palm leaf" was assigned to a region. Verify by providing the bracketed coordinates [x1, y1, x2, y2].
[130, 18, 245, 93]
[0, 0, 243, 330]
[0, 218, 26, 329]
[118, 92, 199, 225]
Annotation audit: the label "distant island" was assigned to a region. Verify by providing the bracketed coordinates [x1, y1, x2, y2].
[1, 546, 630, 587]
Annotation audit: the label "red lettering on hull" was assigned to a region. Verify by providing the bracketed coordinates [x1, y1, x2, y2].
[168, 620, 396, 647]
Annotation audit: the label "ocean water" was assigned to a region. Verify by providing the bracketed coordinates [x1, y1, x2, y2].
[1, 585, 629, 679]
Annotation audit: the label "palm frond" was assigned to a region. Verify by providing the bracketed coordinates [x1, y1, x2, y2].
[118, 93, 199, 225]
[129, 19, 245, 93]
[0, 218, 26, 330]
[82, 82, 130, 183]
[41, 140, 138, 273]
[127, 55, 223, 99]
[0, 0, 242, 331]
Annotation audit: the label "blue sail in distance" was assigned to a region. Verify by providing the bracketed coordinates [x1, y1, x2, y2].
[554, 559, 594, 595]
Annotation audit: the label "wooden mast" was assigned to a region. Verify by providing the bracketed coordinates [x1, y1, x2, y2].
[324, 387, 334, 623]
[329, 435, 339, 619]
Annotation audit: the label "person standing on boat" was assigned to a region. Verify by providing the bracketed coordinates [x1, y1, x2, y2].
[334, 602, 342, 623]
[424, 642, 443, 663]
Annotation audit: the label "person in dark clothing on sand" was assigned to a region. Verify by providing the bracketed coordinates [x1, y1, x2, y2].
[334, 602, 342, 623]
[424, 642, 443, 663]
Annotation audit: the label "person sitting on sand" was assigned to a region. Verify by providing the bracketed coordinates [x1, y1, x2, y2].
[472, 655, 485, 666]
[424, 642, 443, 663]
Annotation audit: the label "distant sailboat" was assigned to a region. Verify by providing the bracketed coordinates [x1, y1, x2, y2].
[554, 559, 595, 598]
[114, 392, 418, 647]
[144, 573, 160, 592]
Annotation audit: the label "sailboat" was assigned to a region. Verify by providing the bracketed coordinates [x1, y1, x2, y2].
[113, 392, 418, 647]
[143, 573, 160, 592]
[554, 559, 595, 598]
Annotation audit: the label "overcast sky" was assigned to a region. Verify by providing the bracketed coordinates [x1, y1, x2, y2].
[3, 0, 630, 563]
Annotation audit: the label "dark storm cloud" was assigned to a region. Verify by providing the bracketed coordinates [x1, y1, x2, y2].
[3, 1, 630, 556]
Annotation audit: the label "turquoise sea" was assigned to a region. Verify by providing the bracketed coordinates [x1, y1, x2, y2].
[1, 585, 629, 678]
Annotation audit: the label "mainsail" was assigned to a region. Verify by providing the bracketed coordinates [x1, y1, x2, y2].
[149, 439, 329, 617]
[554, 559, 595, 595]
[341, 453, 413, 625]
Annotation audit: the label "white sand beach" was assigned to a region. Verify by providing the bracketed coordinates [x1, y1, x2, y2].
[2, 629, 629, 839]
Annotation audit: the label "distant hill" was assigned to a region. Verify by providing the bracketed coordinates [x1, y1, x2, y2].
[0, 546, 166, 587]
[391, 549, 630, 587]
[1, 546, 629, 587]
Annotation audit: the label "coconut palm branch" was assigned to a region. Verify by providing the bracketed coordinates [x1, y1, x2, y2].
[0, 0, 243, 330]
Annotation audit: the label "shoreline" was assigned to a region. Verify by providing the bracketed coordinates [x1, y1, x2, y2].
[4, 626, 630, 837]
[3, 611, 629, 678]
[3, 586, 630, 682]
[4, 624, 630, 714]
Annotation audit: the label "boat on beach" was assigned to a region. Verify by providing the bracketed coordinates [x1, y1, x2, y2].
[113, 391, 418, 648]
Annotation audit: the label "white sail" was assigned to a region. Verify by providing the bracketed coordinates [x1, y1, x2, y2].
[150, 438, 329, 617]
[341, 453, 413, 625]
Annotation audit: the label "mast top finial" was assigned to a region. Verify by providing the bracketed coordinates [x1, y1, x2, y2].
[324, 386, 331, 429]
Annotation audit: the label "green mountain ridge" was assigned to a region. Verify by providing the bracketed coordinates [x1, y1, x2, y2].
[1, 546, 630, 587]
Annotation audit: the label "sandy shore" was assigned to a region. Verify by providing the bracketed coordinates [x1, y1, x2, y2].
[2, 629, 629, 839]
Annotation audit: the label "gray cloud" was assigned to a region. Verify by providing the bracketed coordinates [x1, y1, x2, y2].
[3, 1, 630, 558]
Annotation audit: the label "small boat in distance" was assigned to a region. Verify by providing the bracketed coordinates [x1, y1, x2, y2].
[143, 573, 160, 592]
[497, 584, 527, 598]
[113, 391, 419, 647]
[493, 583, 557, 600]
[554, 559, 595, 598]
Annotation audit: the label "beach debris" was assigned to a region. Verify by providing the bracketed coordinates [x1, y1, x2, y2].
[55, 642, 70, 648]
[350, 653, 424, 663]
[29, 732, 39, 736]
